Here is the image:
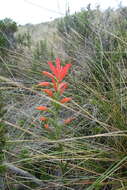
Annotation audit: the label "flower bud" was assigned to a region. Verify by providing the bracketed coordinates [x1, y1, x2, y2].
[36, 106, 48, 111]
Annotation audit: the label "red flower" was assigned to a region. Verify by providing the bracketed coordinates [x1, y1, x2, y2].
[43, 89, 53, 97]
[36, 106, 48, 111]
[44, 124, 49, 129]
[48, 58, 71, 82]
[60, 97, 72, 103]
[64, 117, 75, 125]
[38, 82, 50, 86]
[59, 82, 68, 95]
[39, 117, 48, 121]
[52, 81, 58, 91]
[42, 71, 55, 81]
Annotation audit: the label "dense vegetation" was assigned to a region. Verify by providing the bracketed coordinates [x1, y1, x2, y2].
[0, 18, 17, 53]
[1, 5, 127, 190]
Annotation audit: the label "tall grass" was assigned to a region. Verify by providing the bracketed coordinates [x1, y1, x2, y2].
[1, 6, 127, 190]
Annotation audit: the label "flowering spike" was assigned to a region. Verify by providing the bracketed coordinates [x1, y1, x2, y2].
[36, 106, 48, 111]
[36, 58, 72, 128]
[60, 97, 72, 103]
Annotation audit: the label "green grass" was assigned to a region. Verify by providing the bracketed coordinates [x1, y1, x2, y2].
[1, 5, 127, 190]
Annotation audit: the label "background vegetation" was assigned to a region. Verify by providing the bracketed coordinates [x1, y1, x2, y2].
[1, 4, 127, 190]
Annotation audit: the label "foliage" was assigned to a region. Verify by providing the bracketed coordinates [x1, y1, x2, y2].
[0, 18, 17, 54]
[16, 31, 32, 48]
[33, 39, 55, 62]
